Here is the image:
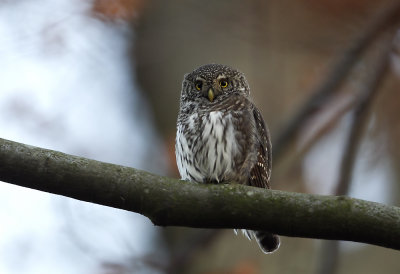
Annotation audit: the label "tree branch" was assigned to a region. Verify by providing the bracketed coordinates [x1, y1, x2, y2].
[0, 137, 399, 250]
[273, 1, 400, 161]
[317, 32, 394, 274]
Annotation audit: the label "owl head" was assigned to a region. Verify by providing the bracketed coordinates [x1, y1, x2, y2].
[181, 64, 250, 105]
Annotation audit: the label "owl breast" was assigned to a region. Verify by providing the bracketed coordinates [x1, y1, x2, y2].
[176, 111, 241, 183]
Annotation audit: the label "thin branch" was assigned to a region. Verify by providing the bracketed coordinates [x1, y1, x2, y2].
[335, 55, 390, 195]
[273, 2, 400, 161]
[284, 94, 355, 173]
[317, 33, 394, 274]
[0, 137, 399, 250]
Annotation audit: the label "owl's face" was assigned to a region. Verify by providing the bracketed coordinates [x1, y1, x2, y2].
[181, 64, 250, 106]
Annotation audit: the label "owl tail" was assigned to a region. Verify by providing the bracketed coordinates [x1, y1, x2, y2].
[253, 230, 280, 253]
[235, 229, 280, 253]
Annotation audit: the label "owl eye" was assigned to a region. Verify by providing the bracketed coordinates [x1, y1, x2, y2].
[195, 81, 203, 91]
[219, 79, 228, 88]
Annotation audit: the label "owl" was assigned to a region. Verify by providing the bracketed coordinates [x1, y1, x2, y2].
[175, 64, 279, 253]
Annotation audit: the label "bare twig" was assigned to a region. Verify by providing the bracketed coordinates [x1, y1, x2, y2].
[273, 1, 400, 161]
[285, 94, 356, 172]
[316, 32, 394, 274]
[335, 54, 391, 195]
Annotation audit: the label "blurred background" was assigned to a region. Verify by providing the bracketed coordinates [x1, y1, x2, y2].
[0, 0, 399, 273]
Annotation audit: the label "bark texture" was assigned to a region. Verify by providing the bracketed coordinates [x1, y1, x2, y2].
[0, 137, 399, 250]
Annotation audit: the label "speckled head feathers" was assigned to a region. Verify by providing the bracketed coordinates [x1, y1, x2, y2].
[181, 64, 250, 104]
[185, 64, 243, 82]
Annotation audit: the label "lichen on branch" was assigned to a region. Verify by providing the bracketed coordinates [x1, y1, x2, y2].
[0, 137, 399, 250]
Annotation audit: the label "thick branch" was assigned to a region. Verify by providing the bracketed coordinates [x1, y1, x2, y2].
[0, 137, 399, 250]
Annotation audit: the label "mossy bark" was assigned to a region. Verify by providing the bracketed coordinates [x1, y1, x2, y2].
[0, 137, 399, 250]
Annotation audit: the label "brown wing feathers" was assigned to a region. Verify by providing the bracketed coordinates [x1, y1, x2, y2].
[248, 108, 271, 189]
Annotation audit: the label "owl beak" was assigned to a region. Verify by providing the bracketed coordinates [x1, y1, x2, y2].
[208, 88, 214, 102]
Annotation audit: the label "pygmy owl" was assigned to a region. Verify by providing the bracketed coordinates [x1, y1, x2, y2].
[175, 64, 279, 253]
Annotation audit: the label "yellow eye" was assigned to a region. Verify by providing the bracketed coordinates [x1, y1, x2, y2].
[219, 79, 228, 88]
[195, 81, 202, 91]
